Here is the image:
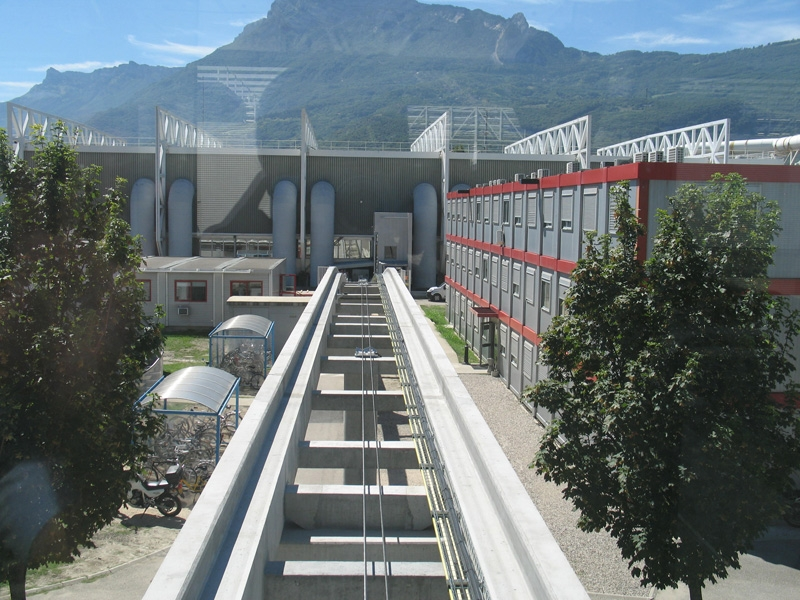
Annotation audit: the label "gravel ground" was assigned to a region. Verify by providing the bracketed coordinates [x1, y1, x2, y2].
[459, 372, 654, 599]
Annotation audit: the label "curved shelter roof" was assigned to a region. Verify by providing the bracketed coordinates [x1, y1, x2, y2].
[145, 366, 238, 414]
[211, 314, 273, 338]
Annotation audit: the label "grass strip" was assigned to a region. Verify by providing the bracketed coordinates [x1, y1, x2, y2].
[421, 305, 479, 364]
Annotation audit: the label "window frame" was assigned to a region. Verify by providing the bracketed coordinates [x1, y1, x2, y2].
[175, 279, 208, 302]
[540, 274, 552, 312]
[230, 280, 263, 297]
[139, 279, 152, 302]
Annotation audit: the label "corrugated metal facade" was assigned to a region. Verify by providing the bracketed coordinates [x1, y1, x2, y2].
[54, 149, 573, 241]
[75, 150, 156, 222]
[307, 154, 441, 235]
[195, 153, 300, 234]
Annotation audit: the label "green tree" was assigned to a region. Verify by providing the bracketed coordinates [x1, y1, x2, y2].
[0, 126, 163, 599]
[525, 176, 800, 600]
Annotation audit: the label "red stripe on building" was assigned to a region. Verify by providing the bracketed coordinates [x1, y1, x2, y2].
[768, 280, 800, 295]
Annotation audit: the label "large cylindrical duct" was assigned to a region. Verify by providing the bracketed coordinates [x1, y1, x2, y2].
[130, 178, 156, 256]
[413, 182, 438, 290]
[310, 181, 335, 288]
[273, 180, 297, 275]
[168, 179, 194, 257]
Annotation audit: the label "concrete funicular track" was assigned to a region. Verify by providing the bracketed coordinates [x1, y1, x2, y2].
[143, 268, 589, 600]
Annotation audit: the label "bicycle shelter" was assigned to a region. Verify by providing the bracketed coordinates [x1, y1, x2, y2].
[138, 366, 240, 463]
[208, 314, 274, 393]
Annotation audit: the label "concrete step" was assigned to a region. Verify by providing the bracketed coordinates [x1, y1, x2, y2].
[276, 527, 441, 562]
[326, 335, 393, 358]
[320, 355, 397, 375]
[284, 484, 432, 530]
[298, 440, 418, 470]
[311, 390, 405, 412]
[331, 323, 390, 336]
[264, 560, 449, 599]
[337, 302, 385, 315]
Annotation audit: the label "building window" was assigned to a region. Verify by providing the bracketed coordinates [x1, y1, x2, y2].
[523, 341, 534, 381]
[176, 280, 207, 302]
[501, 258, 509, 292]
[514, 192, 523, 227]
[525, 267, 535, 304]
[483, 197, 490, 224]
[543, 191, 554, 229]
[511, 333, 519, 367]
[609, 189, 620, 234]
[492, 195, 501, 225]
[482, 255, 489, 282]
[502, 194, 511, 225]
[561, 191, 574, 231]
[512, 263, 521, 297]
[475, 200, 482, 223]
[527, 191, 538, 229]
[139, 279, 152, 302]
[540, 275, 552, 312]
[558, 279, 570, 315]
[231, 280, 263, 296]
[583, 188, 598, 233]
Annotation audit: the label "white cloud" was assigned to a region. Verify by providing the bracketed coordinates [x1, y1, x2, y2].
[30, 61, 123, 73]
[611, 31, 712, 47]
[0, 81, 39, 89]
[726, 20, 800, 46]
[0, 81, 38, 102]
[127, 35, 217, 58]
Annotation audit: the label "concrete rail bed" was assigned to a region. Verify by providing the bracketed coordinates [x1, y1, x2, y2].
[143, 267, 589, 600]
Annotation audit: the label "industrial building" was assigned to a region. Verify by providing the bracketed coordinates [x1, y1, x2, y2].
[7, 105, 800, 402]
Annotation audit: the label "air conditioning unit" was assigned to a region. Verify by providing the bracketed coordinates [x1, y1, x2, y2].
[667, 147, 685, 163]
[514, 173, 524, 183]
[494, 229, 505, 246]
[648, 151, 665, 163]
[498, 178, 507, 185]
[633, 152, 647, 163]
[537, 169, 550, 179]
[566, 161, 581, 174]
[178, 306, 190, 316]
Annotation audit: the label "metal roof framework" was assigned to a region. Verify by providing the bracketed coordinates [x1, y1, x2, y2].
[410, 110, 449, 153]
[408, 106, 523, 153]
[597, 119, 731, 164]
[6, 102, 127, 157]
[504, 115, 592, 169]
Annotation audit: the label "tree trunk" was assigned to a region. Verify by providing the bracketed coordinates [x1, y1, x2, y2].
[8, 560, 27, 600]
[688, 583, 703, 600]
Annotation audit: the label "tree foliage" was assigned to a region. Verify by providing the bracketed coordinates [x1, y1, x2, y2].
[0, 126, 163, 599]
[525, 176, 800, 599]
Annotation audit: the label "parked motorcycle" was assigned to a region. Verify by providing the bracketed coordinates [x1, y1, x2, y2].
[127, 463, 184, 517]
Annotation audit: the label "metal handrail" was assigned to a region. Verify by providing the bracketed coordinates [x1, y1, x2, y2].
[379, 274, 486, 600]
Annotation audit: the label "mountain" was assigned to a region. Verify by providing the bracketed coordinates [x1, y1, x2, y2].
[7, 0, 800, 146]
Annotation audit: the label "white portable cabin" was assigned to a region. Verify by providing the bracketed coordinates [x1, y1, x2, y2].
[138, 256, 286, 329]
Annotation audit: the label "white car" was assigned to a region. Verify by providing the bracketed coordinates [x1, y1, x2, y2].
[426, 283, 447, 302]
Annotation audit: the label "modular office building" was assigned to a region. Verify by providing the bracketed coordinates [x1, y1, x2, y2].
[444, 161, 800, 425]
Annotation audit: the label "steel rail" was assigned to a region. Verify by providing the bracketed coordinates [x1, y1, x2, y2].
[378, 274, 484, 600]
[359, 281, 390, 599]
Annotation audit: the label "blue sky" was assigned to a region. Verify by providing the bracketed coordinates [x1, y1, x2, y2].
[0, 0, 798, 102]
